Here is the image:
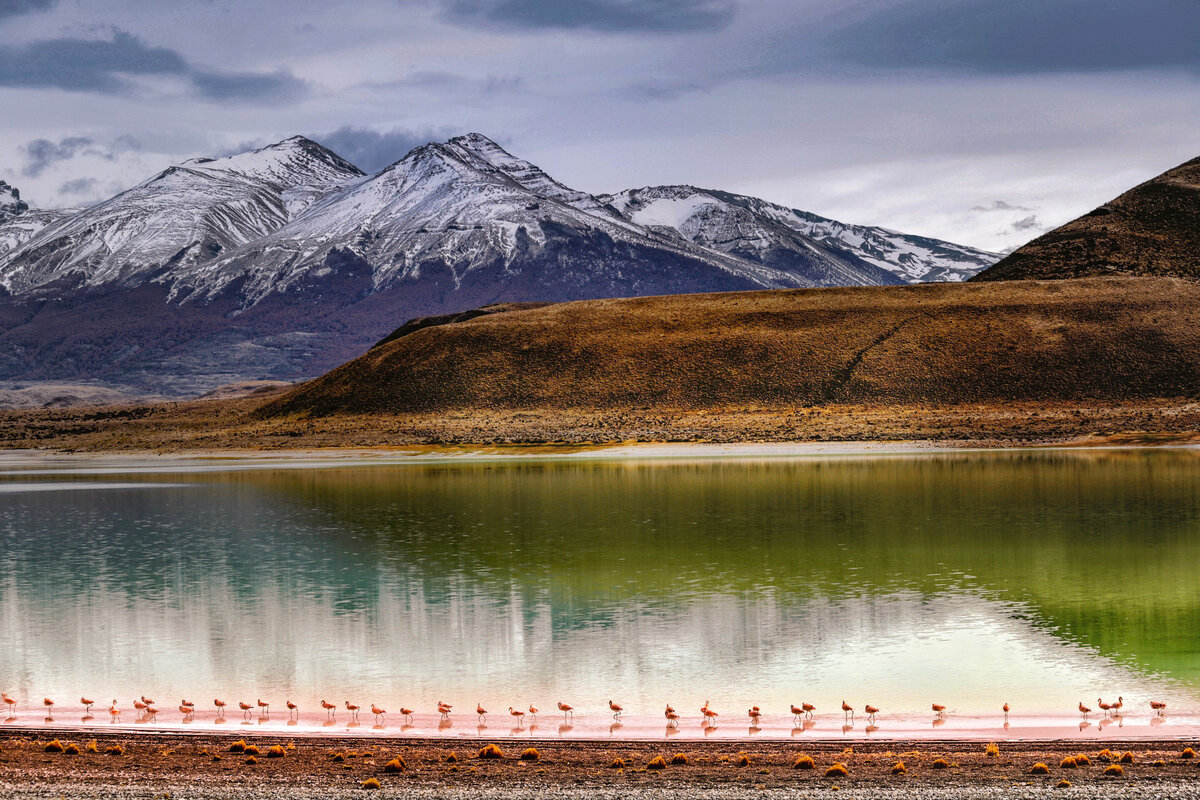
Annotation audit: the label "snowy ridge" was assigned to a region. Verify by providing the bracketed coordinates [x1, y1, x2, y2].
[604, 186, 998, 284]
[0, 181, 28, 226]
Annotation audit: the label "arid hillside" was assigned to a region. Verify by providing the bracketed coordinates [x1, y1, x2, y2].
[266, 276, 1200, 418]
[976, 155, 1200, 281]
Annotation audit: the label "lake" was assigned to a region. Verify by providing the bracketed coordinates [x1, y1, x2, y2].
[1, 448, 1197, 740]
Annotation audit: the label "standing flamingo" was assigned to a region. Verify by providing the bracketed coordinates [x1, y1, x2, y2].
[608, 700, 623, 719]
[801, 702, 815, 719]
[257, 699, 270, 715]
[528, 705, 538, 720]
[1003, 702, 1010, 717]
[239, 701, 253, 718]
[80, 697, 94, 712]
[864, 704, 880, 721]
[1111, 696, 1124, 715]
[476, 703, 487, 722]
[1078, 701, 1091, 717]
[509, 706, 525, 724]
[1098, 698, 1112, 716]
[109, 700, 120, 720]
[345, 701, 360, 720]
[286, 700, 298, 716]
[179, 704, 194, 719]
[557, 701, 573, 718]
[665, 705, 680, 726]
[747, 706, 762, 725]
[371, 704, 387, 722]
[701, 700, 719, 723]
[931, 703, 946, 716]
[841, 700, 854, 719]
[1150, 700, 1167, 714]
[320, 699, 336, 716]
[1, 693, 15, 713]
[214, 698, 227, 716]
[141, 696, 155, 707]
[43, 697, 54, 714]
[399, 707, 414, 723]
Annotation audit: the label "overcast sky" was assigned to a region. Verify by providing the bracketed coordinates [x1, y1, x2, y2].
[1, 0, 1197, 252]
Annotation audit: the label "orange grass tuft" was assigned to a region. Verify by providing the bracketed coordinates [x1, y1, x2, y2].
[647, 755, 667, 770]
[520, 748, 540, 762]
[891, 761, 907, 775]
[1182, 747, 1196, 759]
[1075, 754, 1091, 765]
[1056, 779, 1072, 788]
[1119, 751, 1134, 764]
[266, 745, 286, 758]
[670, 753, 689, 766]
[85, 740, 98, 754]
[1030, 763, 1050, 774]
[985, 742, 1000, 757]
[104, 744, 124, 756]
[609, 757, 626, 769]
[446, 752, 458, 763]
[1104, 764, 1124, 777]
[792, 754, 815, 770]
[931, 758, 950, 769]
[360, 777, 381, 790]
[229, 740, 247, 753]
[825, 763, 849, 777]
[1060, 757, 1077, 769]
[383, 757, 405, 773]
[44, 740, 65, 753]
[331, 752, 345, 762]
[243, 745, 260, 756]
[244, 756, 258, 764]
[736, 754, 750, 767]
[62, 743, 80, 755]
[477, 744, 504, 760]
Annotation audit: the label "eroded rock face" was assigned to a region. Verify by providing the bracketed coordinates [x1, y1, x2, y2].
[0, 181, 28, 225]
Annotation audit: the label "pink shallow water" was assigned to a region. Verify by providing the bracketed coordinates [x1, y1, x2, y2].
[4, 706, 1199, 742]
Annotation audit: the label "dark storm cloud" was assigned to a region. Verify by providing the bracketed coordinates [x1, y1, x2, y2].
[0, 29, 310, 102]
[1011, 215, 1043, 232]
[20, 136, 95, 177]
[58, 177, 98, 195]
[0, 0, 56, 20]
[0, 30, 188, 92]
[822, 0, 1200, 73]
[312, 125, 461, 173]
[440, 0, 737, 33]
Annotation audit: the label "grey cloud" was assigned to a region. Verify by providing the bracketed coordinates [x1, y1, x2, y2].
[440, 0, 737, 33]
[312, 125, 461, 173]
[972, 200, 1033, 213]
[191, 68, 308, 103]
[0, 0, 56, 19]
[58, 177, 98, 195]
[0, 29, 310, 102]
[1011, 215, 1043, 232]
[20, 136, 94, 177]
[821, 0, 1200, 74]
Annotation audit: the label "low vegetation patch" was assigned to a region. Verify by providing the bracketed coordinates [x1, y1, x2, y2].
[520, 748, 540, 761]
[931, 758, 949, 769]
[609, 757, 626, 769]
[266, 745, 285, 758]
[242, 744, 260, 756]
[1104, 764, 1124, 777]
[229, 740, 247, 753]
[1182, 747, 1196, 759]
[477, 744, 504, 760]
[825, 763, 849, 777]
[792, 754, 815, 770]
[104, 744, 124, 756]
[383, 756, 406, 772]
[360, 777, 381, 790]
[85, 740, 98, 754]
[244, 755, 258, 765]
[1030, 763, 1050, 775]
[44, 740, 65, 753]
[891, 761, 907, 775]
[331, 752, 345, 762]
[1060, 756, 1077, 769]
[62, 743, 80, 755]
[736, 754, 750, 767]
[1074, 754, 1090, 766]
[985, 742, 999, 757]
[1057, 779, 1072, 788]
[647, 755, 667, 770]
[1119, 751, 1134, 764]
[670, 753, 689, 766]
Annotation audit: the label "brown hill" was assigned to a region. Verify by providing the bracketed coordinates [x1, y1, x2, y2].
[976, 156, 1200, 281]
[264, 276, 1200, 419]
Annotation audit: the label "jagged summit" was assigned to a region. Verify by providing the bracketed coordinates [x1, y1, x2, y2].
[0, 181, 28, 224]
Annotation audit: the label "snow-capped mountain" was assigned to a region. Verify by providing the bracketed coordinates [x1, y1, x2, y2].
[0, 137, 362, 295]
[0, 133, 999, 395]
[604, 186, 996, 284]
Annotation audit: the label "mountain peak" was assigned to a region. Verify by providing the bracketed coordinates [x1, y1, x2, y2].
[0, 181, 29, 224]
[180, 136, 365, 183]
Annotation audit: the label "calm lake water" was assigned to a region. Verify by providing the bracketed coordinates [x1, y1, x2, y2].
[1, 449, 1198, 740]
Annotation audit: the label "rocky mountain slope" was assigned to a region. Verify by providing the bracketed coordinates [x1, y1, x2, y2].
[0, 134, 998, 395]
[975, 155, 1200, 281]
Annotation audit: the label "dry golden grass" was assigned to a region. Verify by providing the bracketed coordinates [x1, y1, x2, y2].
[1182, 747, 1196, 759]
[647, 755, 667, 770]
[228, 740, 246, 753]
[1030, 763, 1050, 774]
[825, 763, 849, 777]
[670, 753, 689, 766]
[985, 742, 999, 757]
[477, 744, 503, 760]
[1105, 764, 1125, 777]
[265, 745, 286, 758]
[932, 758, 949, 769]
[520, 748, 540, 762]
[792, 754, 815, 770]
[360, 777, 381, 789]
[43, 740, 64, 753]
[1119, 751, 1135, 764]
[1060, 756, 1077, 769]
[383, 757, 405, 772]
[891, 761, 907, 775]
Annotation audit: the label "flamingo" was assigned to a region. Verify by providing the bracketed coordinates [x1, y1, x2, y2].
[371, 704, 387, 722]
[239, 701, 254, 718]
[43, 697, 54, 713]
[214, 698, 227, 715]
[528, 705, 538, 719]
[437, 701, 452, 719]
[1, 693, 14, 712]
[1078, 701, 1092, 717]
[133, 699, 148, 712]
[790, 703, 804, 722]
[802, 702, 816, 719]
[864, 704, 880, 721]
[557, 701, 573, 718]
[665, 705, 680, 726]
[320, 699, 336, 715]
[80, 697, 94, 712]
[1003, 702, 1010, 717]
[841, 700, 854, 719]
[608, 699, 623, 719]
[509, 706, 525, 723]
[931, 703, 946, 715]
[476, 703, 487, 722]
[345, 701, 360, 720]
[1098, 698, 1111, 716]
[748, 706, 762, 725]
[109, 700, 120, 720]
[702, 700, 719, 723]
[179, 704, 194, 718]
[145, 704, 158, 716]
[180, 699, 194, 708]
[1150, 700, 1167, 714]
[257, 699, 270, 714]
[1111, 696, 1124, 714]
[286, 700, 298, 715]
[399, 707, 414, 723]
[141, 696, 155, 707]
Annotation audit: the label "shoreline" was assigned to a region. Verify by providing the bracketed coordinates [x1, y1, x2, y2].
[3, 438, 1200, 470]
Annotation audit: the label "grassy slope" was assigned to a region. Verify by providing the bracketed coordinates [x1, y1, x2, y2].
[266, 276, 1200, 417]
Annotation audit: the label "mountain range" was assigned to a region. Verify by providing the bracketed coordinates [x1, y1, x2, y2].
[0, 134, 998, 395]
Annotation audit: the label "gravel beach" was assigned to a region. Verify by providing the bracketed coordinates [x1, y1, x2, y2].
[1, 731, 1197, 799]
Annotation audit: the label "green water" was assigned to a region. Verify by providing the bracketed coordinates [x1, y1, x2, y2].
[0, 449, 1198, 733]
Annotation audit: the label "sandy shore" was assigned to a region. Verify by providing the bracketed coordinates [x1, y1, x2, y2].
[1, 731, 1197, 799]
